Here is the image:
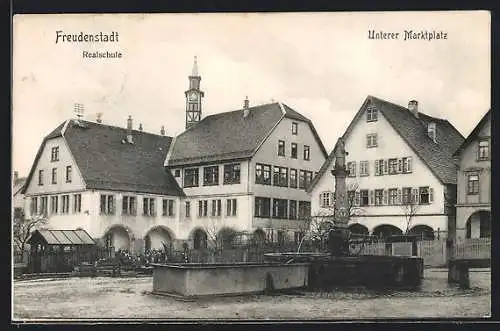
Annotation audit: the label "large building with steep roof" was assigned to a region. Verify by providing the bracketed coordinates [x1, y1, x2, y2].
[22, 58, 327, 253]
[308, 96, 465, 239]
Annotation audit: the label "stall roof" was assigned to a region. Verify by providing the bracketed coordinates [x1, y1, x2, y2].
[28, 229, 96, 246]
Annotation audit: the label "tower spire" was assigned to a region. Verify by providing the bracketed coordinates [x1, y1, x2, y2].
[192, 56, 199, 76]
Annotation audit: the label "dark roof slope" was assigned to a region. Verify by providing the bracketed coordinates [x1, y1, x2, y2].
[453, 109, 491, 157]
[13, 177, 27, 196]
[23, 120, 184, 196]
[308, 96, 465, 192]
[167, 102, 327, 166]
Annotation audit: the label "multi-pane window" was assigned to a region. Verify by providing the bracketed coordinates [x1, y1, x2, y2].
[374, 189, 383, 206]
[347, 162, 356, 177]
[184, 168, 199, 187]
[366, 133, 377, 148]
[162, 199, 175, 216]
[467, 174, 479, 195]
[303, 145, 310, 160]
[122, 196, 137, 215]
[359, 161, 369, 176]
[478, 139, 489, 160]
[419, 187, 433, 204]
[292, 122, 298, 135]
[50, 195, 58, 214]
[203, 166, 219, 186]
[185, 201, 191, 218]
[290, 169, 298, 188]
[291, 143, 298, 159]
[143, 198, 156, 216]
[273, 198, 288, 219]
[223, 163, 241, 184]
[320, 191, 332, 208]
[227, 198, 237, 216]
[388, 158, 398, 174]
[100, 195, 115, 214]
[255, 197, 271, 217]
[210, 199, 222, 217]
[30, 197, 38, 215]
[375, 159, 385, 175]
[360, 190, 369, 206]
[298, 170, 313, 189]
[402, 157, 413, 173]
[61, 195, 70, 213]
[402, 187, 412, 204]
[38, 170, 44, 185]
[51, 168, 57, 184]
[366, 105, 378, 122]
[273, 166, 288, 187]
[278, 140, 285, 156]
[39, 196, 48, 215]
[388, 188, 398, 205]
[66, 165, 72, 183]
[255, 163, 271, 185]
[198, 200, 208, 217]
[73, 194, 81, 213]
[289, 200, 297, 220]
[51, 146, 59, 162]
[298, 201, 311, 220]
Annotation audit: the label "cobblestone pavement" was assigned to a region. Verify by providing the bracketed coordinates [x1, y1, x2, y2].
[13, 268, 490, 320]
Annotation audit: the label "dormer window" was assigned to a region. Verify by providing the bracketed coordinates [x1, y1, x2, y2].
[427, 122, 436, 142]
[366, 105, 378, 122]
[478, 139, 489, 160]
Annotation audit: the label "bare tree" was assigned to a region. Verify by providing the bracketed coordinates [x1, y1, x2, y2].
[204, 223, 220, 251]
[401, 194, 421, 235]
[13, 211, 48, 262]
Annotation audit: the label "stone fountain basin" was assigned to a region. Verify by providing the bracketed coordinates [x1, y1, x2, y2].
[151, 262, 309, 299]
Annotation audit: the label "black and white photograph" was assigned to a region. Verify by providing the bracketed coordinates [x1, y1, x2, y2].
[12, 11, 491, 321]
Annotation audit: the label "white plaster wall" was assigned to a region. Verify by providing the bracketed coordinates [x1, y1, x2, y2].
[25, 136, 86, 195]
[86, 190, 181, 241]
[311, 108, 447, 233]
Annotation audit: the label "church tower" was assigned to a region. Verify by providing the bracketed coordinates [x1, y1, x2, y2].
[185, 56, 204, 130]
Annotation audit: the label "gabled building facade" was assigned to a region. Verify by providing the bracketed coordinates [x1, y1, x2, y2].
[22, 118, 184, 253]
[453, 109, 491, 239]
[308, 96, 465, 240]
[21, 57, 328, 253]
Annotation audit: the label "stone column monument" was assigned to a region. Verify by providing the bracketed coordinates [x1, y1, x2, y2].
[328, 137, 350, 255]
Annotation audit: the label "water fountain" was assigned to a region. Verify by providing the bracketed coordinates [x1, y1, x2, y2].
[264, 138, 424, 290]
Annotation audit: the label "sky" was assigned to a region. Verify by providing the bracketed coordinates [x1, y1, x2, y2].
[12, 11, 490, 177]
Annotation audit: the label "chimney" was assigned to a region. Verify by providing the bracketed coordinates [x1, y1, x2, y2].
[96, 113, 102, 123]
[13, 171, 18, 183]
[160, 125, 165, 136]
[427, 122, 437, 143]
[408, 100, 419, 117]
[139, 123, 143, 132]
[126, 115, 133, 144]
[243, 96, 250, 118]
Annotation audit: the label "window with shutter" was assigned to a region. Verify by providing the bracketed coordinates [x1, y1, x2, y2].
[397, 158, 403, 173]
[369, 190, 375, 205]
[383, 160, 388, 174]
[407, 157, 412, 173]
[397, 189, 402, 204]
[429, 187, 434, 203]
[383, 189, 388, 205]
[375, 160, 380, 176]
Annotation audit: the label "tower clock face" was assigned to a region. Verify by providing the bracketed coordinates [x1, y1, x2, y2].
[189, 92, 198, 101]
